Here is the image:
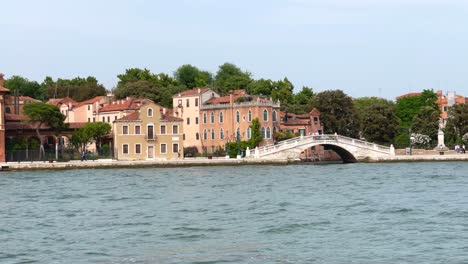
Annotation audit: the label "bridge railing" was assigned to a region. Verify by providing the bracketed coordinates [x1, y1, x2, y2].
[250, 134, 390, 157]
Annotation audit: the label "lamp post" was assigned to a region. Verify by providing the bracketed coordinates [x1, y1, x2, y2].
[236, 131, 241, 159]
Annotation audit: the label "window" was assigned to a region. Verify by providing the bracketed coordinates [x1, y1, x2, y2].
[135, 125, 141, 135]
[195, 98, 199, 107]
[93, 117, 96, 122]
[211, 112, 215, 123]
[248, 110, 252, 122]
[173, 125, 178, 134]
[123, 144, 129, 154]
[88, 118, 90, 122]
[261, 127, 265, 138]
[443, 106, 448, 112]
[263, 110, 268, 121]
[272, 111, 277, 122]
[160, 125, 166, 134]
[219, 112, 224, 123]
[266, 127, 271, 139]
[203, 129, 207, 140]
[195, 117, 199, 124]
[161, 143, 167, 154]
[123, 125, 129, 135]
[299, 129, 305, 136]
[247, 127, 251, 139]
[186, 99, 190, 107]
[236, 128, 241, 140]
[173, 143, 179, 153]
[114, 116, 117, 120]
[135, 144, 141, 154]
[211, 128, 215, 140]
[196, 132, 200, 140]
[187, 118, 190, 125]
[203, 113, 207, 124]
[148, 108, 153, 117]
[236, 111, 240, 123]
[313, 116, 319, 124]
[102, 117, 105, 122]
[88, 105, 90, 111]
[220, 128, 224, 140]
[147, 125, 154, 139]
[107, 116, 110, 123]
[5, 107, 10, 113]
[178, 99, 182, 107]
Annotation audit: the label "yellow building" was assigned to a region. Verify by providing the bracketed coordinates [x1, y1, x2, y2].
[113, 102, 184, 160]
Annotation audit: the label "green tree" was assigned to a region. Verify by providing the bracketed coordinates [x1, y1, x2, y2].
[114, 68, 182, 108]
[271, 78, 294, 107]
[85, 122, 112, 154]
[444, 103, 468, 146]
[311, 90, 360, 138]
[247, 118, 262, 148]
[411, 106, 440, 142]
[4, 75, 45, 100]
[247, 79, 274, 96]
[360, 101, 399, 145]
[42, 76, 107, 101]
[23, 102, 66, 159]
[174, 64, 213, 89]
[395, 89, 440, 128]
[214, 63, 253, 94]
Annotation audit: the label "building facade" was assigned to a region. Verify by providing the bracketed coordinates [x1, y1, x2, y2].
[113, 102, 184, 160]
[0, 74, 9, 162]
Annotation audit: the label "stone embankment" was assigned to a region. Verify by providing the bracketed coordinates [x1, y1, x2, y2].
[1, 158, 289, 171]
[369, 154, 468, 162]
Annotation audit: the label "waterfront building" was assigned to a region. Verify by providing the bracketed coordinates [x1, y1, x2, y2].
[199, 89, 281, 153]
[0, 73, 9, 162]
[98, 97, 152, 125]
[280, 108, 323, 136]
[5, 96, 40, 116]
[172, 88, 219, 151]
[113, 101, 184, 160]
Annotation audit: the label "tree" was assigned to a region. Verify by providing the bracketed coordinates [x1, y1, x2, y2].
[247, 79, 274, 96]
[42, 76, 107, 101]
[70, 122, 111, 155]
[444, 103, 468, 146]
[247, 118, 262, 148]
[214, 63, 253, 94]
[4, 75, 45, 100]
[271, 78, 294, 108]
[360, 101, 399, 145]
[411, 106, 440, 142]
[23, 102, 66, 159]
[114, 68, 182, 108]
[174, 64, 213, 89]
[395, 89, 440, 128]
[311, 90, 360, 138]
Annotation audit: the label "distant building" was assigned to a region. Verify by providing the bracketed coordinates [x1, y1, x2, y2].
[280, 108, 323, 136]
[113, 102, 184, 160]
[0, 73, 9, 162]
[5, 95, 40, 116]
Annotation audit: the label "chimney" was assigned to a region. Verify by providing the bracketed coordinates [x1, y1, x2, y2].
[163, 108, 166, 114]
[198, 88, 201, 94]
[0, 73, 4, 86]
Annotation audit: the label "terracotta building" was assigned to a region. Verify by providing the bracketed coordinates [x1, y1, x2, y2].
[172, 88, 218, 150]
[0, 73, 9, 162]
[5, 95, 40, 116]
[199, 89, 281, 153]
[113, 102, 184, 160]
[280, 108, 323, 136]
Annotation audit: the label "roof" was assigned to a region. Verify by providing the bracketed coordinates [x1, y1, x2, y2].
[161, 112, 183, 122]
[176, 88, 210, 97]
[0, 73, 8, 92]
[76, 96, 105, 107]
[396, 92, 422, 100]
[47, 97, 78, 106]
[6, 95, 40, 103]
[205, 95, 232, 105]
[99, 98, 152, 112]
[117, 112, 140, 121]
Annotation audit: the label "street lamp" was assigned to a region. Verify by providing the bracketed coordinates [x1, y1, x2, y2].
[410, 135, 415, 156]
[236, 131, 241, 159]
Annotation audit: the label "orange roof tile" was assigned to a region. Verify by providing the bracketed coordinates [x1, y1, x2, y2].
[99, 98, 152, 112]
[177, 88, 210, 96]
[76, 96, 105, 107]
[117, 112, 140, 121]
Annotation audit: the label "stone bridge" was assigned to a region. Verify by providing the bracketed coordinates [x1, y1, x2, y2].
[247, 134, 395, 162]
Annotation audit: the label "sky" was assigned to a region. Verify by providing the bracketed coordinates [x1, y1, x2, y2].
[2, 0, 468, 100]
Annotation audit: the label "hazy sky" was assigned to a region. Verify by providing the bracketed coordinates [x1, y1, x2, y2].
[2, 0, 468, 99]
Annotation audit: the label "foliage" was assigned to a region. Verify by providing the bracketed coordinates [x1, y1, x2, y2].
[70, 122, 111, 153]
[248, 118, 262, 148]
[444, 103, 468, 145]
[394, 132, 410, 149]
[42, 76, 106, 101]
[273, 131, 296, 142]
[183, 146, 199, 157]
[214, 63, 253, 94]
[247, 78, 273, 96]
[360, 101, 399, 145]
[114, 68, 183, 108]
[395, 89, 440, 128]
[4, 76, 45, 100]
[174, 64, 213, 89]
[411, 133, 431, 148]
[311, 90, 360, 138]
[411, 106, 440, 141]
[23, 102, 66, 159]
[271, 78, 294, 107]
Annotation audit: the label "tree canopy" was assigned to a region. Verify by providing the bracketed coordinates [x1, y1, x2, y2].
[311, 90, 360, 138]
[395, 89, 440, 128]
[42, 76, 107, 102]
[174, 64, 213, 89]
[214, 63, 253, 94]
[4, 75, 45, 100]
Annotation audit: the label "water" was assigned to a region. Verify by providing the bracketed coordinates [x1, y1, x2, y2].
[1, 162, 468, 264]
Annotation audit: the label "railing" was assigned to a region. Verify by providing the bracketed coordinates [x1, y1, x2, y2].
[200, 101, 281, 110]
[145, 135, 157, 141]
[250, 134, 391, 157]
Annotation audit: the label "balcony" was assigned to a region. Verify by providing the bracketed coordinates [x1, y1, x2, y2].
[145, 135, 157, 141]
